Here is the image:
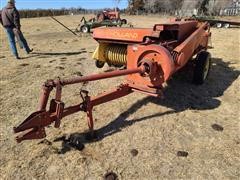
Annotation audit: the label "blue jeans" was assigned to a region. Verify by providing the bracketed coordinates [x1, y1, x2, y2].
[5, 27, 31, 57]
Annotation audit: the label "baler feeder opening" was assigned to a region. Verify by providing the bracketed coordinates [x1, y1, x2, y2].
[93, 43, 127, 68]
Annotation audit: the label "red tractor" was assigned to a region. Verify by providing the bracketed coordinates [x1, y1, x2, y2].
[76, 9, 128, 33]
[96, 9, 127, 24]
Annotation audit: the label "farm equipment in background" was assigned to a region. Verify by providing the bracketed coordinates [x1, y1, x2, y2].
[13, 19, 212, 143]
[50, 16, 79, 36]
[76, 9, 128, 33]
[188, 15, 240, 28]
[100, 9, 127, 24]
[75, 17, 123, 33]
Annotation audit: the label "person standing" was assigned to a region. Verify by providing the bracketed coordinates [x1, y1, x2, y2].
[1, 0, 32, 59]
[0, 10, 23, 49]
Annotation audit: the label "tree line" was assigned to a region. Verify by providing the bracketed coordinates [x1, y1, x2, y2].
[8, 0, 237, 18]
[18, 8, 125, 18]
[18, 8, 88, 18]
[126, 0, 233, 16]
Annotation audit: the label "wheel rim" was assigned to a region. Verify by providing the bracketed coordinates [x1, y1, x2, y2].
[203, 59, 210, 80]
[82, 26, 88, 33]
[216, 23, 222, 28]
[224, 23, 230, 28]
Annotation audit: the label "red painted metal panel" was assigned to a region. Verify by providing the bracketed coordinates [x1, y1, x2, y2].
[93, 27, 159, 43]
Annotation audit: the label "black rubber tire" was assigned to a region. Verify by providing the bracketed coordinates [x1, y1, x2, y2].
[81, 25, 90, 33]
[95, 60, 105, 68]
[121, 19, 127, 24]
[192, 51, 211, 85]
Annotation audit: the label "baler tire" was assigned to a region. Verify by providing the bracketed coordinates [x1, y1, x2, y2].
[81, 25, 90, 33]
[95, 60, 105, 68]
[193, 51, 211, 85]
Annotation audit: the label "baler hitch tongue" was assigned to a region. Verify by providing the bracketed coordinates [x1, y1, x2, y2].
[13, 66, 148, 143]
[14, 127, 46, 143]
[13, 111, 50, 143]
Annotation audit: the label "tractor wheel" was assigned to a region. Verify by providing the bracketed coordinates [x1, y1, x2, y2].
[223, 23, 230, 28]
[216, 23, 222, 28]
[112, 19, 122, 25]
[111, 18, 118, 23]
[81, 25, 90, 33]
[121, 19, 127, 24]
[95, 60, 105, 68]
[192, 51, 211, 85]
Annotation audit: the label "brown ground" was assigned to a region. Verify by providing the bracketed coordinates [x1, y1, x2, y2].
[0, 15, 240, 179]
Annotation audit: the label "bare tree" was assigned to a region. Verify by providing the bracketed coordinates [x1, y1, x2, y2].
[127, 0, 145, 14]
[209, 0, 230, 15]
[113, 0, 121, 11]
[127, 0, 231, 15]
[143, 0, 184, 14]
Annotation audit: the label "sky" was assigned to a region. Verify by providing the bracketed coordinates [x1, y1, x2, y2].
[0, 0, 129, 10]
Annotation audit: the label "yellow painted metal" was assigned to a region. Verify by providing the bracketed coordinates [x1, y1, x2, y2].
[92, 43, 127, 66]
[92, 43, 109, 62]
[105, 45, 127, 65]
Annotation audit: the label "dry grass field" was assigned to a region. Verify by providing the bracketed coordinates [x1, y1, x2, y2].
[0, 15, 240, 179]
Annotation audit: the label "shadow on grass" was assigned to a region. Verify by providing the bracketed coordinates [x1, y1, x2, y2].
[19, 51, 85, 60]
[53, 57, 239, 153]
[31, 51, 86, 56]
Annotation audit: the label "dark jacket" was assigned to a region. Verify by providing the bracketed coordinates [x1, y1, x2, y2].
[1, 3, 20, 29]
[0, 11, 2, 25]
